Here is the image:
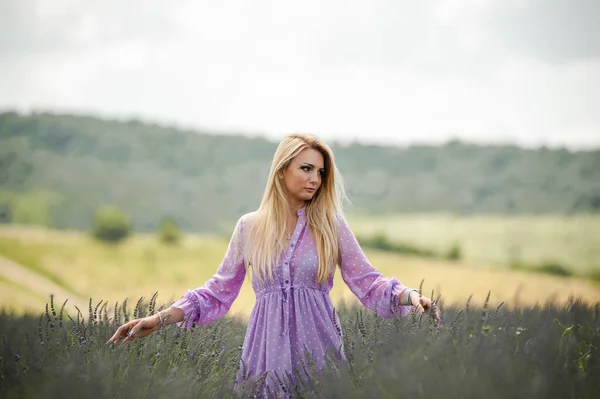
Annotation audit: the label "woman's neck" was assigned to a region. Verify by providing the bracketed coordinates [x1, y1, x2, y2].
[287, 199, 305, 217]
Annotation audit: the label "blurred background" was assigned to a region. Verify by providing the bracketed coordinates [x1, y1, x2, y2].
[1, 0, 599, 318]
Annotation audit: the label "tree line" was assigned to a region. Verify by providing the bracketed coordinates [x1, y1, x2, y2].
[1, 111, 599, 232]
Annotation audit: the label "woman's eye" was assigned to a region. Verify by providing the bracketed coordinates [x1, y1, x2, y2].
[301, 166, 310, 172]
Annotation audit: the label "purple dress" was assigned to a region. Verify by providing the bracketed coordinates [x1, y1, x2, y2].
[172, 207, 412, 391]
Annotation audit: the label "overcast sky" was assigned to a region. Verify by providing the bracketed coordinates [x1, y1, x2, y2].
[1, 0, 599, 149]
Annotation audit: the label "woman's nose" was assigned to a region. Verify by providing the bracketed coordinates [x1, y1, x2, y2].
[309, 171, 319, 184]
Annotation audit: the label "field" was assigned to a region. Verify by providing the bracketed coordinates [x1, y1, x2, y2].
[1, 213, 599, 319]
[1, 298, 598, 398]
[347, 212, 600, 275]
[1, 215, 599, 397]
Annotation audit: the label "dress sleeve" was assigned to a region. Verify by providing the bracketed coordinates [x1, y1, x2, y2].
[171, 216, 247, 329]
[337, 216, 413, 318]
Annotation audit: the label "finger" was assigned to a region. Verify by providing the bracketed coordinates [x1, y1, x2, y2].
[130, 319, 147, 338]
[429, 305, 441, 323]
[106, 331, 116, 345]
[107, 321, 136, 344]
[119, 335, 130, 347]
[413, 297, 428, 309]
[119, 328, 135, 347]
[130, 320, 142, 335]
[106, 326, 125, 345]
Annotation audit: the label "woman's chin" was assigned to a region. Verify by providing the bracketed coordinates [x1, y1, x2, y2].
[294, 194, 314, 202]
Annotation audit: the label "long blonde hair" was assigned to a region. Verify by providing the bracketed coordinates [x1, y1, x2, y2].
[245, 133, 347, 284]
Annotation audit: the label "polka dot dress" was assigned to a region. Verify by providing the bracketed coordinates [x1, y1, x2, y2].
[172, 207, 412, 394]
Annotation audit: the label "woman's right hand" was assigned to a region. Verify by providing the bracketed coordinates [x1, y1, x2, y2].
[106, 313, 161, 346]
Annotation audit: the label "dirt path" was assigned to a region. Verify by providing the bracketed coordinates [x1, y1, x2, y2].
[0, 254, 88, 314]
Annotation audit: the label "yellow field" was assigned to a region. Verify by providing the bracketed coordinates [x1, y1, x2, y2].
[347, 213, 600, 274]
[1, 223, 598, 319]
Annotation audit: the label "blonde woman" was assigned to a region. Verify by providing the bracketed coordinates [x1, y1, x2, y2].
[107, 133, 439, 391]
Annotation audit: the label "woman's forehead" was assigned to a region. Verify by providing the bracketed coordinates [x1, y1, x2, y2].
[292, 148, 324, 167]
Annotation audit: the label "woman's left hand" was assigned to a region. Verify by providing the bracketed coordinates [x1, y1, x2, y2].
[409, 291, 441, 323]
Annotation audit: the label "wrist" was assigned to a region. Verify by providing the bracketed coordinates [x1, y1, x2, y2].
[155, 310, 165, 325]
[403, 288, 419, 306]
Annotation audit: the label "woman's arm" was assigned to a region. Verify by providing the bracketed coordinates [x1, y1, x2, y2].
[337, 215, 413, 318]
[107, 216, 248, 345]
[171, 216, 248, 329]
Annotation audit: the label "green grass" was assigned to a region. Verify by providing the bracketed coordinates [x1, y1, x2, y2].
[0, 238, 76, 293]
[0, 274, 49, 313]
[1, 224, 599, 317]
[346, 212, 600, 276]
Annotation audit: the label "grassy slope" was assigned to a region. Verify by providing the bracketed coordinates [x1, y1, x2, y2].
[347, 213, 600, 274]
[0, 274, 50, 313]
[0, 223, 599, 318]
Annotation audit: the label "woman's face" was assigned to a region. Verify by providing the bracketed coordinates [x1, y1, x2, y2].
[281, 148, 324, 207]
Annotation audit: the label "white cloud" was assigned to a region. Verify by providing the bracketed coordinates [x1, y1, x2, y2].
[0, 0, 598, 149]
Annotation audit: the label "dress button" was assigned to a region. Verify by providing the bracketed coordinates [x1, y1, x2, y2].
[285, 280, 289, 284]
[284, 261, 288, 265]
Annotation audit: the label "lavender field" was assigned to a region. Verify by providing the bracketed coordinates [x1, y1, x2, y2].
[1, 294, 598, 398]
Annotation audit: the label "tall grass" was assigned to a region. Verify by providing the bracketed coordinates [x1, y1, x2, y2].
[1, 294, 599, 398]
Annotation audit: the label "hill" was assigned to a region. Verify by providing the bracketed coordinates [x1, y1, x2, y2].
[1, 111, 599, 231]
[1, 225, 599, 317]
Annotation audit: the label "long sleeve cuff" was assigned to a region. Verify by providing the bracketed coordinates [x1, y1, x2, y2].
[171, 289, 203, 330]
[388, 279, 413, 318]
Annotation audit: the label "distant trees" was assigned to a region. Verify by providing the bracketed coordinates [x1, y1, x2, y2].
[356, 232, 463, 262]
[0, 191, 58, 226]
[2, 112, 599, 231]
[445, 242, 462, 261]
[90, 207, 183, 245]
[92, 206, 131, 243]
[0, 204, 10, 223]
[357, 232, 437, 258]
[158, 217, 182, 245]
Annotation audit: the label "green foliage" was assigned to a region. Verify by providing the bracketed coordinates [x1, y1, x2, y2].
[0, 191, 60, 226]
[1, 295, 599, 398]
[0, 203, 11, 223]
[445, 242, 462, 261]
[510, 260, 574, 278]
[585, 269, 600, 282]
[356, 232, 437, 258]
[348, 213, 600, 277]
[91, 206, 131, 244]
[538, 262, 574, 277]
[1, 112, 599, 231]
[158, 217, 182, 245]
[358, 233, 462, 263]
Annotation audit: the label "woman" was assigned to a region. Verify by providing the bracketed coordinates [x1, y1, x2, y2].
[107, 133, 439, 392]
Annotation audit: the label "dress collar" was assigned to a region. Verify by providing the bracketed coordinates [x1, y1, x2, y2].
[296, 206, 306, 217]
